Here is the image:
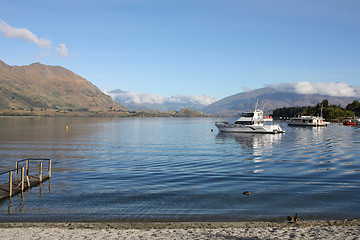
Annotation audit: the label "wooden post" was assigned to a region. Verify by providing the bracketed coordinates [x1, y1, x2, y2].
[39, 162, 43, 182]
[21, 167, 25, 191]
[48, 159, 52, 178]
[48, 178, 52, 193]
[15, 161, 18, 179]
[26, 159, 29, 176]
[9, 171, 12, 197]
[26, 176, 30, 188]
[40, 182, 43, 198]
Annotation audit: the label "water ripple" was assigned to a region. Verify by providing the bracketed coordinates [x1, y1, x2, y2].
[0, 118, 359, 221]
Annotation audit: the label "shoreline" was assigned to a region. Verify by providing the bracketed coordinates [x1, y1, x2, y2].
[0, 219, 359, 229]
[0, 220, 359, 240]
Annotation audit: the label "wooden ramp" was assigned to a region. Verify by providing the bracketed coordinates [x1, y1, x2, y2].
[0, 158, 51, 201]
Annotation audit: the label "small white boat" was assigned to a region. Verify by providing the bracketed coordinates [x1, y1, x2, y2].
[288, 116, 329, 127]
[215, 108, 284, 134]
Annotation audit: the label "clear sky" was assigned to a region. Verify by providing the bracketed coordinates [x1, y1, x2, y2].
[1, 0, 359, 99]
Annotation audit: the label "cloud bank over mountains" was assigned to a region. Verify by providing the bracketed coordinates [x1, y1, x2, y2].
[203, 81, 360, 115]
[0, 19, 68, 58]
[107, 89, 217, 111]
[107, 82, 359, 112]
[267, 81, 360, 97]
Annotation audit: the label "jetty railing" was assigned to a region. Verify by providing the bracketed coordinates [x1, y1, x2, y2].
[0, 158, 51, 199]
[16, 158, 52, 179]
[0, 167, 25, 197]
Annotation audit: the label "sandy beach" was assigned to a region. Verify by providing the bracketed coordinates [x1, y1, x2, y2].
[0, 220, 359, 239]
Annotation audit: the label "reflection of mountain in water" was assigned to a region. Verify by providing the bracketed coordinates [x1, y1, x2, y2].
[216, 132, 283, 153]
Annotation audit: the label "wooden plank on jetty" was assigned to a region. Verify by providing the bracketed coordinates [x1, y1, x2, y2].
[0, 176, 50, 200]
[0, 158, 51, 201]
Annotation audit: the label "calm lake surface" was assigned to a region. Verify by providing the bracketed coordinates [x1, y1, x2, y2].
[0, 117, 359, 221]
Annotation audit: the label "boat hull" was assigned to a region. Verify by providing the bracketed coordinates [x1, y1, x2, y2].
[343, 121, 357, 126]
[288, 123, 328, 127]
[215, 123, 284, 134]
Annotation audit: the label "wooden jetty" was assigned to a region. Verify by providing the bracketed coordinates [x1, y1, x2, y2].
[0, 158, 51, 201]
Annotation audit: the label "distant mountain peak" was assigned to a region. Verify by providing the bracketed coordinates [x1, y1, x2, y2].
[108, 89, 127, 94]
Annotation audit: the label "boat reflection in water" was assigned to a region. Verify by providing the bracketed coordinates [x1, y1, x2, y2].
[216, 132, 283, 156]
[215, 132, 283, 176]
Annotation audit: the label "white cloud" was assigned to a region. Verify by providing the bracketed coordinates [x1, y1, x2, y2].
[0, 19, 68, 58]
[169, 95, 217, 105]
[107, 91, 218, 110]
[55, 43, 69, 58]
[268, 81, 360, 97]
[108, 92, 166, 105]
[0, 20, 52, 48]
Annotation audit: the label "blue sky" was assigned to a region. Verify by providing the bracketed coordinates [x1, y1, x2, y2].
[1, 0, 359, 99]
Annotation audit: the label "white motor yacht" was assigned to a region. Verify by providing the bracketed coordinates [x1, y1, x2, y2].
[215, 108, 284, 134]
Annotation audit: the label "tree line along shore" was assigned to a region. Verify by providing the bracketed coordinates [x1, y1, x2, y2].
[271, 100, 360, 121]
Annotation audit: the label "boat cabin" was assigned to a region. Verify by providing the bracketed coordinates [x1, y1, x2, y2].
[288, 116, 328, 126]
[235, 120, 254, 125]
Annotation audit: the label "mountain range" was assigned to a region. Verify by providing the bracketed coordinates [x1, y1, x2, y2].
[108, 86, 360, 116]
[1, 60, 359, 117]
[202, 87, 360, 116]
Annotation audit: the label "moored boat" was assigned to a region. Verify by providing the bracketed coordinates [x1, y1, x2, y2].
[215, 106, 284, 134]
[288, 116, 329, 127]
[343, 119, 358, 126]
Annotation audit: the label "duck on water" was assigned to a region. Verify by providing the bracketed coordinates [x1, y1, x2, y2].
[215, 101, 284, 134]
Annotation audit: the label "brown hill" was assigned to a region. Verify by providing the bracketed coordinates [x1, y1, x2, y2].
[174, 108, 209, 117]
[0, 60, 126, 113]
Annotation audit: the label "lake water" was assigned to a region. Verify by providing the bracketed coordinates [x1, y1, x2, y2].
[0, 117, 359, 222]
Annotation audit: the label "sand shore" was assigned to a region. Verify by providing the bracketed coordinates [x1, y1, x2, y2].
[0, 220, 359, 239]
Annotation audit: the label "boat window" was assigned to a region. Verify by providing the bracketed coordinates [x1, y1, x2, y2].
[235, 121, 253, 125]
[242, 113, 254, 117]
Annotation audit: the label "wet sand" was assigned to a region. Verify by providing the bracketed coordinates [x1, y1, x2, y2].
[0, 219, 359, 239]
